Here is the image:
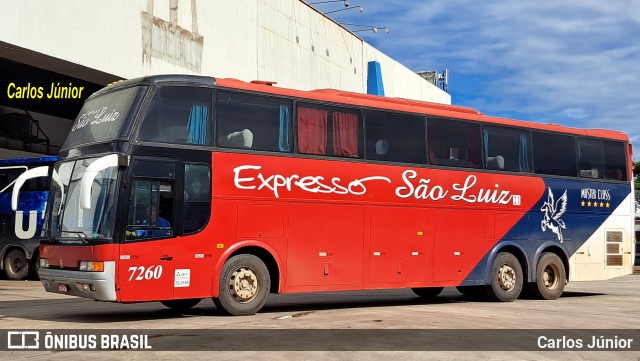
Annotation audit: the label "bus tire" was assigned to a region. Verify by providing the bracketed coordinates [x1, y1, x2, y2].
[4, 249, 29, 281]
[214, 254, 270, 316]
[160, 298, 202, 311]
[525, 253, 566, 300]
[411, 287, 444, 299]
[456, 286, 487, 299]
[485, 252, 523, 302]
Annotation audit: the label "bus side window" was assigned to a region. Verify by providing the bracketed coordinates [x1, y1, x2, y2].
[297, 103, 362, 158]
[602, 140, 628, 181]
[427, 118, 481, 168]
[126, 180, 174, 240]
[138, 86, 212, 146]
[184, 163, 211, 234]
[532, 132, 577, 177]
[577, 138, 604, 179]
[483, 126, 532, 172]
[126, 173, 174, 241]
[216, 91, 292, 152]
[364, 110, 426, 164]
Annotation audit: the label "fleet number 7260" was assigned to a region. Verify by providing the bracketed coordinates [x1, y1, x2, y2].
[128, 265, 163, 281]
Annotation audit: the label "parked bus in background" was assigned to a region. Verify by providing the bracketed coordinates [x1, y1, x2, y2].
[14, 75, 634, 315]
[1, 156, 56, 280]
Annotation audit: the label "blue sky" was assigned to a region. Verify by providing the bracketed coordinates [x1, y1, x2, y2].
[312, 1, 640, 159]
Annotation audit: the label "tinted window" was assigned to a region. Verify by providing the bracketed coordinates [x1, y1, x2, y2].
[428, 119, 481, 168]
[216, 91, 292, 152]
[126, 159, 175, 241]
[138, 86, 212, 145]
[64, 86, 144, 149]
[483, 126, 532, 172]
[297, 103, 362, 158]
[577, 138, 603, 179]
[365, 110, 426, 164]
[603, 140, 628, 181]
[532, 132, 577, 177]
[132, 160, 175, 179]
[184, 164, 211, 234]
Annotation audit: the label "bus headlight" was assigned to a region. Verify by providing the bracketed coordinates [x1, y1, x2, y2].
[39, 258, 49, 268]
[79, 261, 104, 272]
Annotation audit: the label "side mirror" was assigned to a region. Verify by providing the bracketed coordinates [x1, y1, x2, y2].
[79, 154, 122, 210]
[11, 166, 50, 211]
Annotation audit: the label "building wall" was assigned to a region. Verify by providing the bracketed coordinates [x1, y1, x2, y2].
[0, 0, 450, 104]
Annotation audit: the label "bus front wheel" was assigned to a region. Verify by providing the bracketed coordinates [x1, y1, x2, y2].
[4, 249, 29, 280]
[525, 253, 566, 300]
[214, 254, 270, 316]
[485, 252, 523, 302]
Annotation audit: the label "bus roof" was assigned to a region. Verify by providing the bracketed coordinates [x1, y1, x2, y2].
[215, 77, 629, 143]
[99, 75, 629, 143]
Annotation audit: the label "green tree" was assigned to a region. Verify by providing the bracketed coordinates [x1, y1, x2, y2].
[634, 161, 640, 190]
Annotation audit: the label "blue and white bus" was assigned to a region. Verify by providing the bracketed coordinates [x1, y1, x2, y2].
[0, 156, 56, 280]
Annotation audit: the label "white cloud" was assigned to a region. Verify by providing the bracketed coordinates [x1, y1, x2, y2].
[328, 0, 640, 158]
[561, 108, 590, 120]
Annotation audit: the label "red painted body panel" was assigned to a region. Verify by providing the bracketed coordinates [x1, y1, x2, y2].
[40, 244, 117, 268]
[40, 150, 546, 301]
[212, 152, 545, 293]
[116, 232, 219, 302]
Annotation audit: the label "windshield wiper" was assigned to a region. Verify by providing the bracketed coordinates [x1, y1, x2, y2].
[60, 230, 89, 243]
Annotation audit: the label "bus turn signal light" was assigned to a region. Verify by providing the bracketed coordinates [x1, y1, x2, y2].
[79, 261, 104, 272]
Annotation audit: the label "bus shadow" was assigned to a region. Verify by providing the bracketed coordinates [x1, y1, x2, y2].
[0, 290, 457, 323]
[0, 289, 607, 323]
[559, 291, 605, 298]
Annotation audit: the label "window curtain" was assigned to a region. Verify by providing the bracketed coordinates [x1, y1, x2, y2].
[187, 103, 209, 145]
[332, 112, 359, 157]
[519, 134, 529, 171]
[297, 107, 328, 155]
[278, 105, 291, 152]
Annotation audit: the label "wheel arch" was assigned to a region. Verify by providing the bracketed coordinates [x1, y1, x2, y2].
[531, 243, 569, 283]
[486, 242, 530, 283]
[212, 241, 283, 297]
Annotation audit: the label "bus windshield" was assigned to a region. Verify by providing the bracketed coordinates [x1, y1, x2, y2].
[62, 86, 145, 150]
[49, 157, 118, 241]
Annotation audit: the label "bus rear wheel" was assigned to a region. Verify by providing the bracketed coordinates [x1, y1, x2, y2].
[4, 249, 29, 280]
[160, 298, 202, 311]
[411, 287, 444, 299]
[525, 253, 566, 300]
[485, 252, 523, 302]
[214, 254, 270, 316]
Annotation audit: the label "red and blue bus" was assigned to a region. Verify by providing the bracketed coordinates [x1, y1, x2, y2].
[0, 156, 56, 280]
[14, 75, 634, 315]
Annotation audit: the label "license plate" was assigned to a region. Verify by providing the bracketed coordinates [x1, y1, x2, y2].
[58, 284, 68, 293]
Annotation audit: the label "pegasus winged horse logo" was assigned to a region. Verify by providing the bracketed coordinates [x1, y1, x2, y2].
[540, 187, 568, 242]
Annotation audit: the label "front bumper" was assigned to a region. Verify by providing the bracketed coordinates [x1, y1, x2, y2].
[38, 261, 117, 301]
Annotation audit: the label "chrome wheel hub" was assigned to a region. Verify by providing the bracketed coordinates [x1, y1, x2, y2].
[229, 267, 258, 303]
[497, 265, 516, 291]
[542, 265, 559, 290]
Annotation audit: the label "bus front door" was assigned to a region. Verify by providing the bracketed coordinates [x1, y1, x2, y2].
[117, 159, 178, 302]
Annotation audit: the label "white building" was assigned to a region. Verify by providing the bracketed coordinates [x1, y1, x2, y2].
[0, 0, 450, 158]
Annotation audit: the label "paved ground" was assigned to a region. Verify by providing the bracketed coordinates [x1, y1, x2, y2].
[0, 275, 639, 360]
